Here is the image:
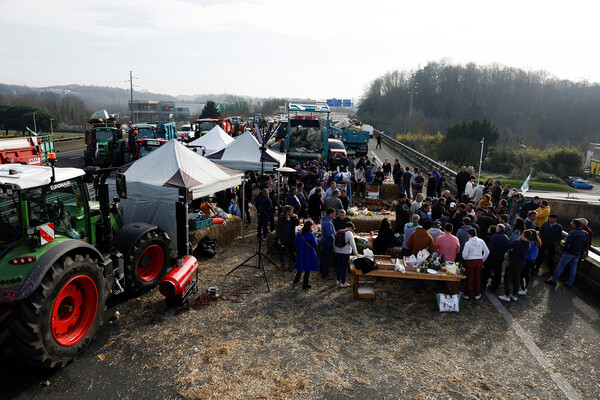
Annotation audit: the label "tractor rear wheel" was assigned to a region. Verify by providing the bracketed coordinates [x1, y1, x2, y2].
[84, 149, 93, 166]
[125, 230, 169, 293]
[5, 254, 105, 368]
[123, 152, 135, 164]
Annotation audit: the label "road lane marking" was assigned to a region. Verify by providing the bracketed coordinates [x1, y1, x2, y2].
[485, 292, 580, 400]
[69, 156, 83, 160]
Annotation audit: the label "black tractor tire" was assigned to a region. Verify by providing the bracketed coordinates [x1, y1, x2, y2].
[123, 152, 135, 164]
[111, 149, 124, 167]
[84, 149, 93, 166]
[3, 254, 105, 368]
[124, 230, 170, 293]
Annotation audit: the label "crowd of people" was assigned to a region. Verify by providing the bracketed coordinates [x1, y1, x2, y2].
[246, 153, 593, 296]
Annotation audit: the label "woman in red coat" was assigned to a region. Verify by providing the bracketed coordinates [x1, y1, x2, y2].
[294, 219, 319, 290]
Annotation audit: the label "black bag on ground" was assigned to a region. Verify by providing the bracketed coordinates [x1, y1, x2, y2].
[197, 237, 217, 258]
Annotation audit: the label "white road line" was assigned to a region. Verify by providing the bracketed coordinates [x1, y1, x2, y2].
[485, 292, 580, 400]
[69, 156, 83, 160]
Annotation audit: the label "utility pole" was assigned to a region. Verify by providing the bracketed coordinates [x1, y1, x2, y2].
[32, 112, 37, 134]
[50, 118, 54, 136]
[477, 137, 485, 182]
[129, 71, 135, 123]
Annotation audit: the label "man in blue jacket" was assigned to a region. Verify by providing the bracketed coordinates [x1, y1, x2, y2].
[320, 208, 336, 280]
[535, 214, 562, 274]
[481, 224, 510, 292]
[546, 219, 588, 288]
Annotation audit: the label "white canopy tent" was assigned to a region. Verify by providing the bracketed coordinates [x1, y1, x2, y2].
[187, 125, 234, 156]
[206, 130, 286, 171]
[120, 139, 243, 255]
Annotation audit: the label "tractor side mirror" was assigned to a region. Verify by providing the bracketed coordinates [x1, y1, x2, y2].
[116, 173, 127, 199]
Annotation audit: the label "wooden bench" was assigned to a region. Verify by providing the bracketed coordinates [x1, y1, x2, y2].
[350, 265, 466, 300]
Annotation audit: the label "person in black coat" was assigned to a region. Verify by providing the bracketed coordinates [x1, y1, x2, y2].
[373, 218, 396, 254]
[307, 188, 324, 223]
[395, 193, 411, 233]
[456, 166, 471, 199]
[481, 224, 509, 292]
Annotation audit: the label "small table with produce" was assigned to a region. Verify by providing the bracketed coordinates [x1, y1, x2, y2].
[350, 256, 466, 300]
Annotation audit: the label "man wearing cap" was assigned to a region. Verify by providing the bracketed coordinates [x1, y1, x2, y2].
[534, 200, 551, 228]
[546, 219, 588, 288]
[428, 220, 444, 242]
[436, 211, 451, 230]
[580, 218, 593, 259]
[536, 214, 562, 273]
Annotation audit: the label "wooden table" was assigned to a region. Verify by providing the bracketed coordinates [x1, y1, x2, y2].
[350, 265, 466, 300]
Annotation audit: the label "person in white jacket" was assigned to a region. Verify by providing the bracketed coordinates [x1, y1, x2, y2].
[461, 228, 490, 300]
[334, 222, 359, 287]
[464, 175, 476, 198]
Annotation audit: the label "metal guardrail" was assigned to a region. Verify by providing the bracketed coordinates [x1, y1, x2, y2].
[379, 131, 457, 190]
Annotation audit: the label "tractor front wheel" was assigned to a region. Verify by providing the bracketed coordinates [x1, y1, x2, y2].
[125, 230, 169, 293]
[6, 254, 105, 368]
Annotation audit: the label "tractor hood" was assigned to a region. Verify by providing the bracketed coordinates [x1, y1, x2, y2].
[0, 165, 84, 190]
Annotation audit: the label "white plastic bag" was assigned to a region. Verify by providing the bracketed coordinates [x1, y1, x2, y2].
[394, 258, 405, 273]
[444, 262, 457, 275]
[436, 293, 460, 312]
[362, 248, 374, 260]
[406, 254, 419, 266]
[416, 249, 430, 264]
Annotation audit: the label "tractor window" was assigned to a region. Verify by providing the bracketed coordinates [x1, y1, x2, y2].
[0, 190, 21, 246]
[136, 128, 155, 139]
[27, 179, 87, 240]
[95, 129, 114, 142]
[139, 145, 158, 158]
[198, 121, 216, 131]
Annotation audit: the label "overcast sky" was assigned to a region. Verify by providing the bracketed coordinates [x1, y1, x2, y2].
[1, 0, 599, 101]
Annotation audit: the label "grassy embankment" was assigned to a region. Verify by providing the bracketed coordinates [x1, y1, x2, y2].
[489, 179, 578, 193]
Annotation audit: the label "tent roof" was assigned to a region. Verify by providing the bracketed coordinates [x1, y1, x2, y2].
[187, 125, 234, 155]
[124, 139, 243, 198]
[206, 131, 286, 171]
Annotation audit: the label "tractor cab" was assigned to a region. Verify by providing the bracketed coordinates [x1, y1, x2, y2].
[84, 115, 126, 167]
[127, 124, 169, 161]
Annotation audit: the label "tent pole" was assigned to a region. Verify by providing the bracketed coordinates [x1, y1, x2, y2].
[241, 176, 245, 239]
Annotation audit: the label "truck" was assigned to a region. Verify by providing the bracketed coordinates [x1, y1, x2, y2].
[0, 161, 171, 368]
[124, 122, 177, 163]
[0, 135, 55, 166]
[284, 103, 332, 165]
[328, 123, 369, 157]
[83, 111, 127, 167]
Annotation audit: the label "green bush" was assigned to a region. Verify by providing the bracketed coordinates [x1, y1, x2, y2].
[395, 132, 443, 159]
[534, 147, 584, 177]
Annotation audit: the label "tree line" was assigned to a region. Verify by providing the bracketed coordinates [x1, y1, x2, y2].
[358, 60, 600, 147]
[0, 90, 92, 131]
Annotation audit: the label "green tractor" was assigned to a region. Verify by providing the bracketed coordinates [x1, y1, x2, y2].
[84, 111, 127, 167]
[0, 162, 170, 368]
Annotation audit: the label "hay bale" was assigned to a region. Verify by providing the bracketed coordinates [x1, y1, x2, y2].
[189, 216, 242, 249]
[351, 214, 390, 233]
[381, 181, 401, 200]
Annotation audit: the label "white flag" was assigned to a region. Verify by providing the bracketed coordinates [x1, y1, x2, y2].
[521, 168, 533, 194]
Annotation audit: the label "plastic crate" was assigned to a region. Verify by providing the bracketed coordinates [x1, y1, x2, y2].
[189, 218, 213, 230]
